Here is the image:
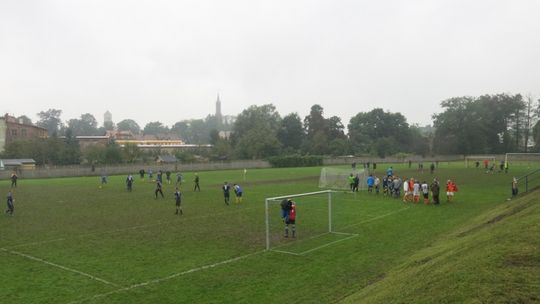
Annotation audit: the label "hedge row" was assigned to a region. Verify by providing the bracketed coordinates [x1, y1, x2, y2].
[267, 155, 323, 168]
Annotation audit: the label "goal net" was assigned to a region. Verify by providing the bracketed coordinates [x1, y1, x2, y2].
[505, 153, 540, 167]
[318, 167, 368, 190]
[264, 190, 358, 255]
[465, 155, 496, 168]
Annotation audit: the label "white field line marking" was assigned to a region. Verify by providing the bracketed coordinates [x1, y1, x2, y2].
[269, 207, 410, 255]
[4, 206, 260, 250]
[67, 250, 264, 304]
[0, 248, 119, 287]
[299, 234, 359, 255]
[270, 249, 301, 256]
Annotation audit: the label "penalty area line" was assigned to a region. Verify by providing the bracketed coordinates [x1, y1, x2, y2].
[0, 248, 119, 287]
[67, 250, 264, 304]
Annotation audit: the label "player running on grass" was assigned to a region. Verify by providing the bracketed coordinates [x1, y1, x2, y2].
[155, 180, 164, 199]
[126, 174, 134, 192]
[174, 187, 183, 215]
[5, 191, 14, 215]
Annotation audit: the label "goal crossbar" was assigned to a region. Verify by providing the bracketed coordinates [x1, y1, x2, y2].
[266, 190, 336, 201]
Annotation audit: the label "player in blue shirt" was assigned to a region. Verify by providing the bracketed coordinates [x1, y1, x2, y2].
[5, 191, 14, 215]
[174, 187, 183, 215]
[367, 174, 375, 193]
[233, 184, 243, 203]
[386, 167, 393, 177]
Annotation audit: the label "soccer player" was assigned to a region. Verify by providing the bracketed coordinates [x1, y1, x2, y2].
[483, 159, 489, 169]
[233, 183, 243, 203]
[284, 200, 296, 238]
[430, 163, 435, 175]
[446, 179, 458, 202]
[155, 180, 164, 199]
[374, 176, 380, 194]
[386, 167, 393, 177]
[157, 170, 163, 184]
[382, 175, 389, 196]
[511, 177, 518, 197]
[165, 171, 171, 184]
[222, 182, 231, 205]
[194, 173, 200, 191]
[280, 199, 290, 221]
[348, 174, 355, 192]
[353, 174, 360, 192]
[413, 180, 420, 203]
[174, 187, 183, 215]
[421, 181, 429, 204]
[504, 161, 509, 174]
[176, 172, 183, 186]
[402, 177, 409, 202]
[100, 174, 108, 187]
[139, 169, 145, 180]
[5, 191, 14, 215]
[126, 174, 134, 192]
[392, 176, 401, 198]
[430, 178, 440, 205]
[10, 172, 18, 188]
[367, 174, 374, 193]
[148, 169, 153, 180]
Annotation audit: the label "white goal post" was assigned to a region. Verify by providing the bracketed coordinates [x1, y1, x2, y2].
[265, 190, 334, 250]
[505, 153, 540, 165]
[464, 155, 496, 168]
[319, 167, 368, 190]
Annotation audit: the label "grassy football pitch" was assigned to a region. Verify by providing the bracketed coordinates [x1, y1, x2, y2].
[0, 162, 535, 303]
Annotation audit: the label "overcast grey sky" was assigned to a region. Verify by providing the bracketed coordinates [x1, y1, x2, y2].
[1, 0, 539, 128]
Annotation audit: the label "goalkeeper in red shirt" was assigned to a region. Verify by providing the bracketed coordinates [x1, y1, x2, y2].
[284, 200, 297, 238]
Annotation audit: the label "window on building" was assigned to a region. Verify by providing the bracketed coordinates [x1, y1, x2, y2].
[21, 129, 27, 137]
[11, 129, 17, 136]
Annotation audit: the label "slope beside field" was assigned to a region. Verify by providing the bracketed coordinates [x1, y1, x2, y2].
[341, 190, 540, 303]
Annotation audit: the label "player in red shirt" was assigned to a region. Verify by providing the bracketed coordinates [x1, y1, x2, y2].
[446, 180, 458, 202]
[284, 201, 296, 238]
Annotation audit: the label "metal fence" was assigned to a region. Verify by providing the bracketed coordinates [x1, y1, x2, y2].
[1, 155, 466, 180]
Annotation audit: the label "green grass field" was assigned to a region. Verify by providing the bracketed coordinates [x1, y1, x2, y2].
[0, 162, 538, 303]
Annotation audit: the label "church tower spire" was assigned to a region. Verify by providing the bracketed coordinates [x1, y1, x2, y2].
[215, 94, 223, 125]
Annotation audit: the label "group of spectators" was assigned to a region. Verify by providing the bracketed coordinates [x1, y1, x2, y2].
[349, 166, 459, 205]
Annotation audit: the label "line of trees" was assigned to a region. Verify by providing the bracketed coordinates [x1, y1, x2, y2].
[2, 93, 540, 166]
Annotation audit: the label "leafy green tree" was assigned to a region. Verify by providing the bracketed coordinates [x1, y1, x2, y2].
[59, 128, 81, 164]
[67, 113, 99, 136]
[348, 108, 411, 156]
[117, 119, 141, 134]
[277, 113, 305, 151]
[36, 109, 63, 136]
[233, 104, 281, 140]
[234, 129, 282, 159]
[231, 104, 282, 158]
[122, 143, 141, 163]
[143, 121, 169, 135]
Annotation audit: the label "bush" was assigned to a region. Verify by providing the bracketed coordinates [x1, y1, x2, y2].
[267, 155, 323, 168]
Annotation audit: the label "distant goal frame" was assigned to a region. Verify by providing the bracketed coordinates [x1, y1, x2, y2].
[264, 190, 358, 254]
